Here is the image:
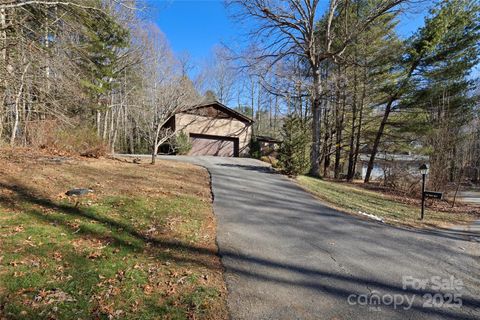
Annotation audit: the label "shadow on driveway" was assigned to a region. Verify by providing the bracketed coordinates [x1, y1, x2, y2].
[0, 181, 479, 320]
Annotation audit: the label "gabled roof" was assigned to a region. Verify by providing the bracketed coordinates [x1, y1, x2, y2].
[183, 100, 254, 124]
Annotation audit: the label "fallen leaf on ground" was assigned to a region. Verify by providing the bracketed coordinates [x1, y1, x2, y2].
[88, 251, 102, 259]
[52, 252, 63, 261]
[13, 225, 24, 234]
[143, 285, 153, 295]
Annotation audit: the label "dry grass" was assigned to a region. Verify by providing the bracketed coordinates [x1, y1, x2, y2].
[297, 176, 480, 228]
[0, 148, 227, 320]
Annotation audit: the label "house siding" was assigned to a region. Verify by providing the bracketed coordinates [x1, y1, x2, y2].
[175, 113, 252, 156]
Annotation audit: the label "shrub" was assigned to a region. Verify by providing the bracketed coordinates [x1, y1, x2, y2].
[27, 119, 58, 148]
[28, 120, 106, 157]
[383, 164, 422, 194]
[173, 131, 192, 155]
[249, 137, 261, 159]
[260, 155, 280, 168]
[54, 126, 106, 157]
[278, 115, 311, 176]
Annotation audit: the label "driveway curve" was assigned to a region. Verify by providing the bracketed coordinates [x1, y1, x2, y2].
[160, 156, 479, 320]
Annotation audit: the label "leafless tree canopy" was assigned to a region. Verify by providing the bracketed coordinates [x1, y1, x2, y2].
[228, 0, 411, 176]
[0, 0, 199, 163]
[1, 0, 478, 192]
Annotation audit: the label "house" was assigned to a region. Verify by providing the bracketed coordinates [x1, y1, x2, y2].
[357, 153, 429, 180]
[256, 135, 281, 157]
[166, 100, 253, 157]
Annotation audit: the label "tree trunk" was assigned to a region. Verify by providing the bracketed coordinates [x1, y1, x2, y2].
[334, 69, 346, 179]
[256, 80, 261, 133]
[364, 97, 395, 182]
[22, 90, 29, 146]
[364, 60, 419, 183]
[111, 106, 121, 154]
[0, 8, 6, 62]
[319, 95, 330, 176]
[274, 95, 278, 132]
[324, 132, 332, 178]
[151, 144, 156, 164]
[96, 110, 101, 136]
[1, 8, 7, 141]
[102, 109, 108, 141]
[10, 63, 30, 146]
[151, 120, 162, 164]
[128, 118, 136, 154]
[347, 64, 358, 181]
[309, 70, 322, 177]
[352, 75, 366, 181]
[320, 97, 332, 177]
[108, 105, 115, 148]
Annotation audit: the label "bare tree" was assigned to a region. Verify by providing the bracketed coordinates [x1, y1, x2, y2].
[131, 25, 199, 164]
[199, 45, 237, 104]
[229, 0, 409, 176]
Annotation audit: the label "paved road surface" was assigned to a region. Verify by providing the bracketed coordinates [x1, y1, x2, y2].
[146, 155, 479, 319]
[456, 191, 480, 205]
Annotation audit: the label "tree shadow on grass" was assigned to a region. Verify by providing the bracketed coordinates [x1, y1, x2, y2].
[0, 181, 216, 258]
[0, 181, 479, 319]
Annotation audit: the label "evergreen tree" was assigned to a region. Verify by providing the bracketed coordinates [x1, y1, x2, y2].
[77, 8, 130, 115]
[278, 115, 311, 176]
[364, 0, 480, 182]
[394, 0, 480, 188]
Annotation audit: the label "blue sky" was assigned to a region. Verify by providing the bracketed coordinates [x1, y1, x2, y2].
[147, 0, 429, 62]
[147, 0, 239, 61]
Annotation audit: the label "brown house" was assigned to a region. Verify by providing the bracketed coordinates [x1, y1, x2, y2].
[166, 101, 253, 157]
[256, 135, 281, 157]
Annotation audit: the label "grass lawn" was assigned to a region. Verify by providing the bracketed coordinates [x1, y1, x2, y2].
[0, 149, 227, 320]
[297, 176, 480, 228]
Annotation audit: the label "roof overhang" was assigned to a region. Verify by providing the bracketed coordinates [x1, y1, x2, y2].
[183, 100, 254, 124]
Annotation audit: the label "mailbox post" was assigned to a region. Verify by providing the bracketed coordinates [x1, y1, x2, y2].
[419, 164, 428, 220]
[418, 164, 443, 220]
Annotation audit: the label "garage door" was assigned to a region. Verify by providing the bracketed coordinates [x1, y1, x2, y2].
[188, 133, 239, 157]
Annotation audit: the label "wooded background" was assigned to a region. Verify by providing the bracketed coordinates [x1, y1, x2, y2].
[1, 0, 479, 191]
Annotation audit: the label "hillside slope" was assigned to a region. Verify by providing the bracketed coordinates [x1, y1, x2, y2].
[0, 149, 227, 320]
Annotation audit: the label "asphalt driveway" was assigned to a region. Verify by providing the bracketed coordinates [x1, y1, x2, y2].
[160, 156, 480, 320]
